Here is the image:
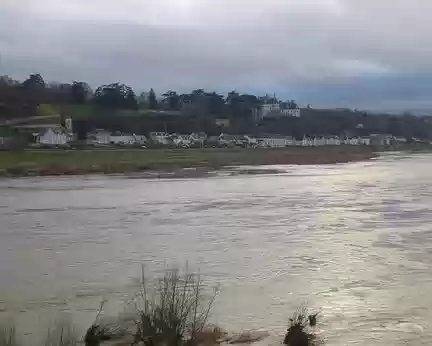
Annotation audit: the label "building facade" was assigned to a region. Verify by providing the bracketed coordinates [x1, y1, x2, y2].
[37, 127, 70, 146]
[259, 104, 301, 119]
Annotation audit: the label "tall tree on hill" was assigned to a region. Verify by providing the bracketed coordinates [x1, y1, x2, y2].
[148, 88, 158, 109]
[45, 82, 72, 104]
[226, 91, 260, 118]
[22, 73, 45, 90]
[93, 83, 137, 109]
[71, 81, 91, 104]
[21, 73, 46, 106]
[162, 90, 180, 110]
[226, 90, 240, 106]
[125, 88, 138, 110]
[205, 92, 225, 115]
[192, 89, 205, 97]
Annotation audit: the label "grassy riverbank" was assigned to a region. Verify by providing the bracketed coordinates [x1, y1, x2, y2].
[0, 146, 377, 177]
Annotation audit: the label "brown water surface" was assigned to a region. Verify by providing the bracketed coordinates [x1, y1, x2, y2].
[1, 152, 431, 345]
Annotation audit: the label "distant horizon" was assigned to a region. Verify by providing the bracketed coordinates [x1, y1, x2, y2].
[3, 73, 432, 116]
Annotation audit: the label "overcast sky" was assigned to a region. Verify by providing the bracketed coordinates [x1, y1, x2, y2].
[1, 0, 432, 110]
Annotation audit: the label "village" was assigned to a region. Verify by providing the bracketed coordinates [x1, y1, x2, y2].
[29, 117, 408, 149]
[2, 74, 432, 153]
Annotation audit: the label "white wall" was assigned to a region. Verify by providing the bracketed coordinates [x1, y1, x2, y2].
[258, 137, 292, 147]
[133, 135, 147, 144]
[150, 132, 170, 145]
[39, 129, 68, 145]
[110, 135, 134, 145]
[173, 135, 192, 147]
[95, 132, 111, 144]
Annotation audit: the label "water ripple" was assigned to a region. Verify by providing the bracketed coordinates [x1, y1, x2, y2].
[1, 154, 432, 345]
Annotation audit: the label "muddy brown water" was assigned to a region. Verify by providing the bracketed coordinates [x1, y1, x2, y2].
[1, 152, 432, 345]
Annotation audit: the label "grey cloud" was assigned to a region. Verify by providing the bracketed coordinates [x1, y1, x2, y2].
[1, 1, 432, 108]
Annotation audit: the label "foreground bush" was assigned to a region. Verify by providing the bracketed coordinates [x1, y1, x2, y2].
[133, 268, 218, 346]
[283, 308, 321, 346]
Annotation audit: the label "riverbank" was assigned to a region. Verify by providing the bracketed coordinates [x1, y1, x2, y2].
[0, 147, 377, 177]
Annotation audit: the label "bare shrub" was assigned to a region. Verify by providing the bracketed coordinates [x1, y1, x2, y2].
[134, 267, 218, 346]
[0, 323, 18, 346]
[44, 319, 78, 346]
[283, 307, 320, 346]
[84, 300, 127, 346]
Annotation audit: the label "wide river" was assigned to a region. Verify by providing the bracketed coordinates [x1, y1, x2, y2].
[1, 153, 432, 345]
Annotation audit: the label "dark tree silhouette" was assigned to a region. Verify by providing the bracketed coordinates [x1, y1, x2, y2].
[162, 90, 180, 110]
[148, 88, 158, 110]
[71, 81, 92, 104]
[94, 83, 137, 109]
[22, 74, 45, 90]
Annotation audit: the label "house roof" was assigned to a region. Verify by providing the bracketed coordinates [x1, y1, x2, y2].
[33, 127, 66, 136]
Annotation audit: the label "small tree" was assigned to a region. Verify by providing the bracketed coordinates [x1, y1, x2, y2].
[93, 83, 137, 109]
[162, 90, 180, 110]
[21, 73, 46, 106]
[71, 81, 91, 104]
[148, 88, 158, 110]
[22, 73, 45, 90]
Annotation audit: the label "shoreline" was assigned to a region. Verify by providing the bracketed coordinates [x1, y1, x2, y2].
[0, 147, 378, 178]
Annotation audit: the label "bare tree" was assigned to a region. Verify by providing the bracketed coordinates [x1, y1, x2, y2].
[134, 266, 219, 346]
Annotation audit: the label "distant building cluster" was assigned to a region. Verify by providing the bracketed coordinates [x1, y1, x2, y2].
[258, 104, 301, 119]
[15, 118, 408, 149]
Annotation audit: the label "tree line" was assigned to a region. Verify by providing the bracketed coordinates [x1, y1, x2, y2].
[1, 73, 432, 140]
[0, 74, 296, 117]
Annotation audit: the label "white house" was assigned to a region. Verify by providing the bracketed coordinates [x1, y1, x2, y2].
[36, 127, 71, 146]
[370, 134, 392, 146]
[133, 135, 147, 144]
[190, 132, 207, 146]
[109, 135, 135, 145]
[88, 130, 146, 146]
[326, 137, 342, 146]
[218, 133, 235, 146]
[149, 132, 171, 145]
[257, 135, 293, 147]
[109, 134, 147, 145]
[344, 137, 360, 145]
[171, 134, 192, 147]
[358, 137, 371, 145]
[244, 135, 258, 147]
[89, 129, 111, 145]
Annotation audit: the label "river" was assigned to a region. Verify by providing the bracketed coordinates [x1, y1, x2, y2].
[1, 152, 432, 345]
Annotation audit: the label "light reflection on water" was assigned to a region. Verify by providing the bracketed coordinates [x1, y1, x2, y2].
[1, 153, 432, 344]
